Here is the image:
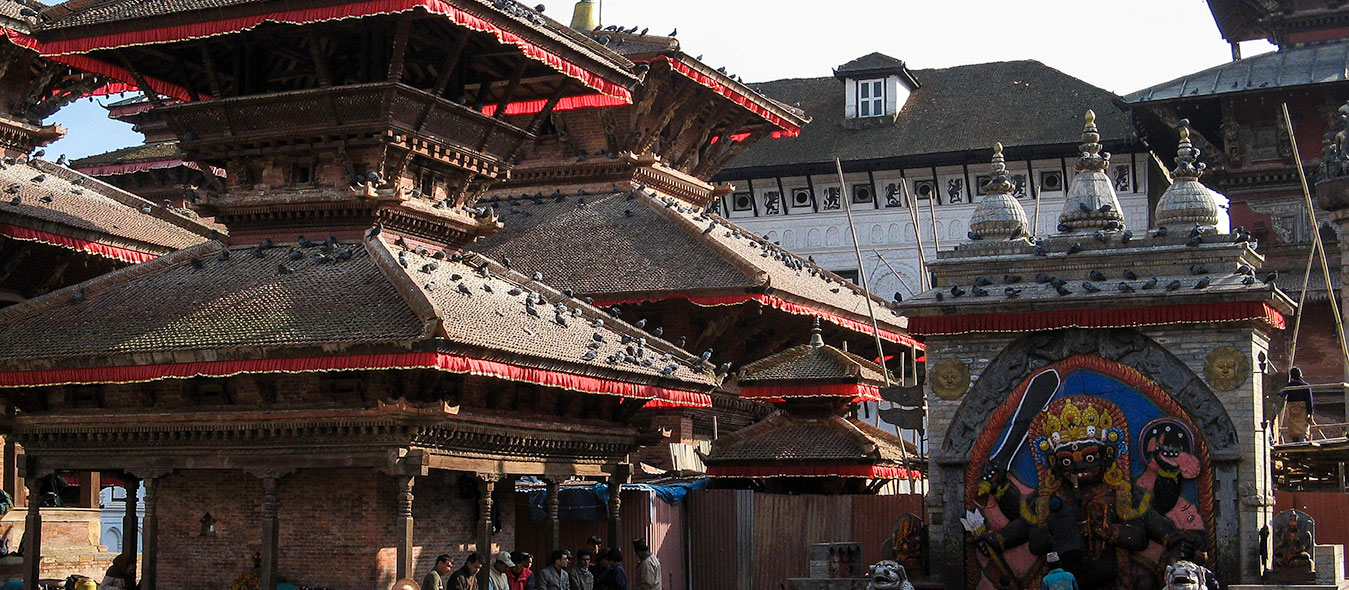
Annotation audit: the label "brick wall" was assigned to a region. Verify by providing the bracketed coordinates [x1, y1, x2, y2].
[155, 469, 514, 590]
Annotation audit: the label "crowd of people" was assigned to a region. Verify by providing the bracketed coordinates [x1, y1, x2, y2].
[422, 537, 661, 590]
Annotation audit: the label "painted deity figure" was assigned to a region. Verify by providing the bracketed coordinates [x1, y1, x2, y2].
[968, 364, 1210, 590]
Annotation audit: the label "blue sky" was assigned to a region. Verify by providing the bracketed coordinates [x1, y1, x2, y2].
[46, 0, 1274, 160]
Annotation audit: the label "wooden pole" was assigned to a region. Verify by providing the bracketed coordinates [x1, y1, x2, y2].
[873, 249, 919, 296]
[926, 186, 942, 252]
[1289, 243, 1317, 365]
[901, 183, 930, 291]
[1032, 185, 1043, 236]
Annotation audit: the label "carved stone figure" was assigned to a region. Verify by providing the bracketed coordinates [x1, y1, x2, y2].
[865, 560, 914, 590]
[929, 357, 970, 400]
[1203, 347, 1249, 391]
[1270, 509, 1315, 583]
[1163, 560, 1203, 590]
[884, 513, 926, 575]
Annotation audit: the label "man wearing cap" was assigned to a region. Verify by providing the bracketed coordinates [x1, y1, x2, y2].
[632, 540, 660, 590]
[489, 552, 514, 590]
[1040, 552, 1077, 590]
[422, 554, 453, 590]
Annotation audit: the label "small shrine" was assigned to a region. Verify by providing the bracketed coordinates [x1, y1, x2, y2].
[901, 113, 1295, 589]
[703, 319, 917, 495]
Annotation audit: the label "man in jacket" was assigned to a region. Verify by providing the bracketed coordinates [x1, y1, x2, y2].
[570, 549, 595, 590]
[1040, 553, 1078, 590]
[632, 540, 660, 590]
[529, 550, 572, 590]
[450, 553, 483, 590]
[422, 554, 453, 590]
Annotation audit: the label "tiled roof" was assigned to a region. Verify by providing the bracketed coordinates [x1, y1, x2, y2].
[1124, 41, 1349, 104]
[0, 236, 719, 390]
[835, 52, 908, 75]
[71, 142, 185, 167]
[470, 188, 907, 332]
[0, 157, 214, 251]
[723, 60, 1133, 171]
[705, 411, 907, 465]
[737, 340, 889, 385]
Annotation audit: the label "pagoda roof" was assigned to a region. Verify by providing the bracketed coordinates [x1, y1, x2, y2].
[703, 411, 915, 478]
[721, 60, 1132, 174]
[69, 141, 223, 179]
[469, 187, 914, 346]
[0, 157, 216, 263]
[0, 235, 719, 405]
[1123, 41, 1349, 105]
[737, 338, 890, 387]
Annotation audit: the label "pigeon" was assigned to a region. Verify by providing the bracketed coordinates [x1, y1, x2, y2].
[457, 283, 472, 296]
[1003, 275, 1022, 284]
[1242, 275, 1256, 286]
[1089, 270, 1105, 281]
[277, 263, 294, 275]
[716, 362, 732, 375]
[289, 249, 304, 261]
[1078, 202, 1091, 213]
[967, 230, 983, 241]
[1234, 232, 1251, 244]
[893, 291, 904, 302]
[1035, 273, 1053, 283]
[974, 276, 992, 287]
[1165, 280, 1182, 291]
[635, 318, 647, 329]
[1189, 265, 1208, 275]
[1189, 225, 1203, 238]
[699, 349, 713, 362]
[29, 174, 44, 183]
[1262, 271, 1278, 285]
[1057, 222, 1072, 233]
[398, 251, 409, 267]
[1118, 282, 1135, 293]
[675, 336, 686, 348]
[336, 249, 354, 262]
[218, 249, 230, 262]
[555, 313, 568, 327]
[1142, 277, 1159, 289]
[1004, 287, 1021, 298]
[483, 283, 494, 294]
[368, 223, 383, 238]
[669, 28, 677, 36]
[425, 282, 437, 291]
[421, 262, 439, 273]
[532, 271, 544, 281]
[526, 304, 539, 318]
[298, 236, 314, 248]
[38, 193, 51, 203]
[582, 350, 597, 362]
[1186, 234, 1203, 247]
[260, 239, 274, 250]
[1033, 244, 1048, 256]
[1093, 230, 1107, 243]
[1098, 204, 1113, 213]
[1194, 276, 1211, 289]
[1054, 284, 1072, 296]
[1066, 243, 1082, 255]
[935, 292, 944, 302]
[191, 258, 204, 269]
[56, 154, 66, 166]
[1121, 229, 1134, 243]
[1104, 220, 1120, 231]
[971, 285, 989, 297]
[1154, 226, 1168, 237]
[950, 285, 966, 297]
[1123, 269, 1138, 280]
[653, 327, 663, 337]
[1082, 281, 1101, 293]
[72, 289, 84, 302]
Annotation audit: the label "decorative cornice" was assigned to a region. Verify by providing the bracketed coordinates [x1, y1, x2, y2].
[496, 154, 719, 208]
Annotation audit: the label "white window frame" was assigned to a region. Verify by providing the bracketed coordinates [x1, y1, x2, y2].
[856, 78, 885, 118]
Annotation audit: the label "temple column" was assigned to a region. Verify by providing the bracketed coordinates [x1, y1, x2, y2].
[4, 437, 18, 509]
[475, 473, 499, 590]
[141, 475, 160, 590]
[120, 475, 138, 561]
[395, 475, 415, 580]
[78, 472, 100, 509]
[606, 467, 630, 549]
[23, 460, 40, 590]
[259, 475, 281, 590]
[544, 477, 560, 556]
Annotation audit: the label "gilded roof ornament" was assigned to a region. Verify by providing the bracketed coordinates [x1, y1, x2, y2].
[1155, 119, 1219, 229]
[1058, 110, 1125, 232]
[969, 142, 1029, 240]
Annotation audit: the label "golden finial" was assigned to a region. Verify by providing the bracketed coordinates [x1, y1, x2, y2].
[808, 316, 824, 348]
[1172, 119, 1204, 179]
[1076, 109, 1107, 172]
[1179, 126, 1190, 141]
[994, 141, 1004, 155]
[983, 142, 1012, 194]
[1084, 109, 1096, 126]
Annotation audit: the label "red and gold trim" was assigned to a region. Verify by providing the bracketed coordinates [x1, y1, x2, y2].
[909, 301, 1285, 336]
[594, 292, 923, 349]
[3, 29, 173, 99]
[0, 223, 160, 264]
[0, 351, 712, 407]
[706, 464, 920, 479]
[649, 56, 801, 136]
[739, 382, 880, 402]
[480, 93, 627, 117]
[37, 1, 633, 102]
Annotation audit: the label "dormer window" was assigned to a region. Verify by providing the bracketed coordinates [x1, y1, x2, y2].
[857, 79, 884, 118]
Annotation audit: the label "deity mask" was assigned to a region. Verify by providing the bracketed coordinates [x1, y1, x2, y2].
[1049, 440, 1113, 488]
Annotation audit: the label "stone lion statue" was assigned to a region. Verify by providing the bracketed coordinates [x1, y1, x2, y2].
[866, 560, 914, 590]
[1163, 560, 1202, 590]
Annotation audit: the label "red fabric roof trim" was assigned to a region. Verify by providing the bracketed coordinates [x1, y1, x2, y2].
[706, 464, 921, 479]
[650, 56, 800, 136]
[2, 29, 159, 99]
[0, 223, 159, 264]
[593, 293, 923, 350]
[37, 1, 633, 102]
[740, 383, 880, 402]
[480, 93, 628, 117]
[0, 352, 712, 407]
[76, 159, 225, 177]
[908, 301, 1286, 336]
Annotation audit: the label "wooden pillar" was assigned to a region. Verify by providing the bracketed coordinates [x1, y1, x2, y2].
[120, 475, 139, 559]
[141, 476, 160, 590]
[544, 478, 561, 556]
[4, 437, 17, 508]
[79, 472, 100, 509]
[606, 467, 631, 549]
[22, 460, 40, 590]
[259, 476, 280, 590]
[395, 475, 415, 580]
[475, 473, 499, 590]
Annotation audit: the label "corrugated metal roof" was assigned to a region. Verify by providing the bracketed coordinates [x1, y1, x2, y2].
[1125, 41, 1349, 104]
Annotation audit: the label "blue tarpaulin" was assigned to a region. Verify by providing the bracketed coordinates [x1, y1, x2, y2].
[526, 479, 708, 523]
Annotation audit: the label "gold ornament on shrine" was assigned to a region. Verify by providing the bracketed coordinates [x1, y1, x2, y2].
[1204, 346, 1250, 391]
[929, 357, 971, 400]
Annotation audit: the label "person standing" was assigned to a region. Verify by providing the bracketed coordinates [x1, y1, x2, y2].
[490, 552, 515, 590]
[508, 551, 534, 590]
[632, 540, 660, 590]
[570, 549, 595, 590]
[1193, 551, 1219, 590]
[585, 536, 604, 577]
[594, 549, 628, 590]
[421, 554, 453, 590]
[1282, 367, 1315, 442]
[530, 550, 572, 590]
[451, 553, 483, 590]
[1040, 553, 1078, 590]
